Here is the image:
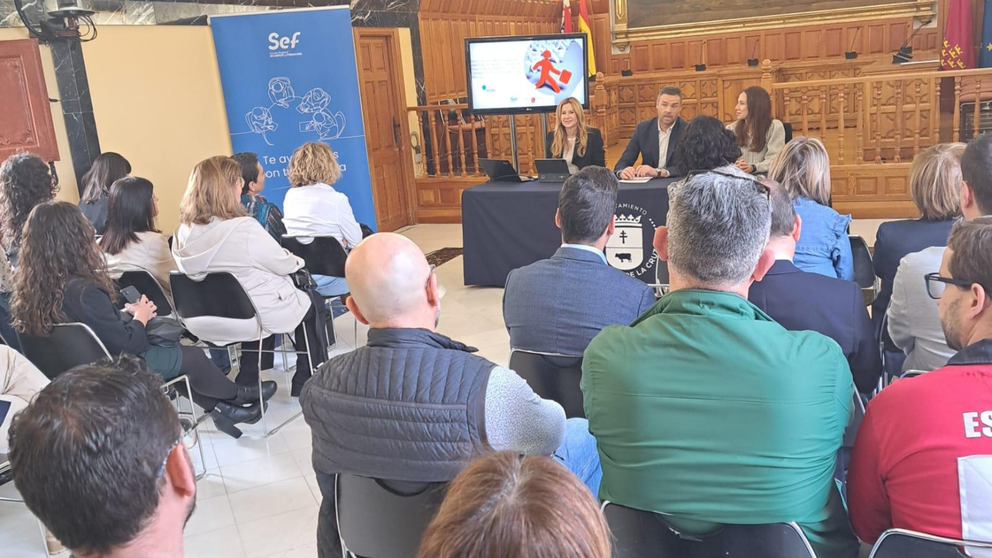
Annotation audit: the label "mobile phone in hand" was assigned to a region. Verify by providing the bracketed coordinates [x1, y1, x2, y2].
[120, 285, 142, 305]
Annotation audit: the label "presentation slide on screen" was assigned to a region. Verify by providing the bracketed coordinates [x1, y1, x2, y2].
[469, 38, 586, 112]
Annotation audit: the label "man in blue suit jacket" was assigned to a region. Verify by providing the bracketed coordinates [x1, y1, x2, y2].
[749, 180, 881, 393]
[503, 167, 656, 357]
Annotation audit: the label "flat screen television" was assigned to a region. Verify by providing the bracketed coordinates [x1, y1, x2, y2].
[465, 33, 589, 115]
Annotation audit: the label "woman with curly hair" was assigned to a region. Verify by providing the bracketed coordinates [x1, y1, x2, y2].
[283, 142, 362, 298]
[728, 86, 786, 174]
[670, 115, 742, 177]
[0, 152, 58, 262]
[79, 152, 131, 235]
[12, 201, 269, 438]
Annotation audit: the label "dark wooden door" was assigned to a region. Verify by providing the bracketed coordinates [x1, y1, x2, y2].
[355, 29, 413, 232]
[0, 39, 59, 163]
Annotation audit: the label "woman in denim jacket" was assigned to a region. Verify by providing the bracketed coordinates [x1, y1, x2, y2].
[769, 137, 853, 280]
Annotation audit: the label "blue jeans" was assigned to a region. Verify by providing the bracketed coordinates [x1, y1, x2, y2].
[553, 418, 602, 496]
[313, 274, 348, 298]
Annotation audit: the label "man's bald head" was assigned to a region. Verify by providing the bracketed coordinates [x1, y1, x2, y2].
[345, 233, 439, 328]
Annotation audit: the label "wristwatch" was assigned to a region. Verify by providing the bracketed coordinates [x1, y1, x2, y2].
[657, 168, 669, 178]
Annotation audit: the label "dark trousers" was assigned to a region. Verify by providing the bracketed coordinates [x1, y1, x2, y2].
[235, 305, 323, 389]
[317, 473, 343, 558]
[177, 345, 238, 411]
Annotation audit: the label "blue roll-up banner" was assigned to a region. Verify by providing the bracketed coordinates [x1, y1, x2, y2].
[210, 7, 377, 230]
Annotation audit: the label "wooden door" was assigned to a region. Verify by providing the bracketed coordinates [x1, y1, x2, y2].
[0, 39, 59, 162]
[355, 29, 414, 232]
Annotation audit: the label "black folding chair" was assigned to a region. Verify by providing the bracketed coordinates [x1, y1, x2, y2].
[336, 473, 447, 558]
[509, 349, 585, 418]
[116, 270, 174, 317]
[281, 235, 352, 345]
[18, 323, 112, 380]
[170, 271, 315, 437]
[602, 501, 816, 558]
[836, 388, 866, 499]
[651, 261, 670, 297]
[16, 323, 206, 474]
[868, 528, 992, 558]
[850, 235, 877, 305]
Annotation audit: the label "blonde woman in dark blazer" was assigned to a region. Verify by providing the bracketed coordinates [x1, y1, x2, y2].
[544, 97, 605, 174]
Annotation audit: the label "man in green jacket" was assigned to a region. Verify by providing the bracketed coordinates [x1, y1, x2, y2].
[582, 172, 858, 558]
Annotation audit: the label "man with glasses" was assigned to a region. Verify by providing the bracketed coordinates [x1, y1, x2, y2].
[583, 171, 858, 558]
[888, 134, 992, 373]
[301, 233, 601, 558]
[849, 217, 992, 545]
[8, 355, 196, 558]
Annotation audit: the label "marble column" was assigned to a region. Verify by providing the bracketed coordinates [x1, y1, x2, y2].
[50, 30, 100, 195]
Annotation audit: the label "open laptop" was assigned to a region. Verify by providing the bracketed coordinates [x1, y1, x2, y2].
[479, 159, 532, 183]
[535, 159, 571, 182]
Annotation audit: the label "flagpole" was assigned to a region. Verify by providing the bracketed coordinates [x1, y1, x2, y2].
[509, 115, 520, 173]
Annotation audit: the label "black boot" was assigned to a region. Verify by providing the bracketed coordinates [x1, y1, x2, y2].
[210, 400, 264, 437]
[230, 381, 277, 405]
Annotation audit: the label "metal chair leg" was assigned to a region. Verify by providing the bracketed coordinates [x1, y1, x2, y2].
[163, 375, 207, 481]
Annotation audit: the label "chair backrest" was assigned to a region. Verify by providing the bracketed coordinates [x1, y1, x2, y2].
[280, 235, 347, 278]
[17, 323, 111, 380]
[336, 473, 447, 558]
[783, 122, 794, 144]
[602, 501, 816, 558]
[116, 270, 173, 316]
[509, 349, 585, 418]
[850, 235, 875, 289]
[169, 272, 261, 346]
[868, 528, 992, 558]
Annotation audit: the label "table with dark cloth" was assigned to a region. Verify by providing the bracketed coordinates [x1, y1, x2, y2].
[462, 178, 675, 287]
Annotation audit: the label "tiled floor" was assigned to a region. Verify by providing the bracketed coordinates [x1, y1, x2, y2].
[0, 220, 886, 557]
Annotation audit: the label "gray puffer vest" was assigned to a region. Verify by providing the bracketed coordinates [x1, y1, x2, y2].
[301, 328, 494, 482]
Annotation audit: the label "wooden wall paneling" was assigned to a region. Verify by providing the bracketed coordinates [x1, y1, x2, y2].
[592, 14, 611, 73]
[0, 39, 59, 163]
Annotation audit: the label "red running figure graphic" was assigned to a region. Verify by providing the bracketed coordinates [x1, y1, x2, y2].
[531, 50, 572, 93]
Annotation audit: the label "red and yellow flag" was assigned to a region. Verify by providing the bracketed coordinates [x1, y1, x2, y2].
[561, 0, 573, 33]
[577, 0, 597, 76]
[942, 0, 975, 70]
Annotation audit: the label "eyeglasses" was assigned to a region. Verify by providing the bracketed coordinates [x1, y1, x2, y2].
[924, 272, 985, 300]
[680, 169, 770, 200]
[425, 264, 436, 288]
[155, 438, 182, 479]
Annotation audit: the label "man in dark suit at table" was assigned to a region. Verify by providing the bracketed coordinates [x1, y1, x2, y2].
[614, 86, 688, 180]
[503, 166, 656, 357]
[748, 179, 881, 393]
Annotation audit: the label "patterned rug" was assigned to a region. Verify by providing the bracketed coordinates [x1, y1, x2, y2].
[425, 247, 463, 268]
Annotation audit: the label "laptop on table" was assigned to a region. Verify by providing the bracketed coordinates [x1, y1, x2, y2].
[479, 159, 533, 183]
[534, 159, 571, 182]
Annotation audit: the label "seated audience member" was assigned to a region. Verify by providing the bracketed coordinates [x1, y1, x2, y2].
[417, 452, 611, 558]
[0, 152, 59, 265]
[849, 217, 992, 544]
[583, 171, 857, 558]
[101, 177, 177, 300]
[545, 97, 606, 173]
[11, 201, 268, 437]
[283, 142, 361, 298]
[78, 152, 131, 236]
[301, 233, 600, 557]
[769, 137, 853, 281]
[748, 179, 880, 393]
[0, 346, 48, 453]
[233, 151, 286, 241]
[503, 167, 654, 356]
[614, 86, 687, 179]
[0, 153, 60, 350]
[889, 134, 992, 373]
[670, 115, 743, 177]
[173, 156, 325, 396]
[872, 143, 963, 350]
[8, 356, 196, 558]
[728, 86, 786, 174]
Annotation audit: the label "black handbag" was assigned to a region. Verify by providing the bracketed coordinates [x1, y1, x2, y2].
[145, 316, 183, 347]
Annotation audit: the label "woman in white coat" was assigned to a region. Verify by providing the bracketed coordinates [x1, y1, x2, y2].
[172, 156, 322, 396]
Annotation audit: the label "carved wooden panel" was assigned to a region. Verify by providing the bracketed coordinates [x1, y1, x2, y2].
[600, 15, 939, 76]
[0, 39, 59, 163]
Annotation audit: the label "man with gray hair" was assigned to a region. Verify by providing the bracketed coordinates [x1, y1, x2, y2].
[583, 171, 858, 558]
